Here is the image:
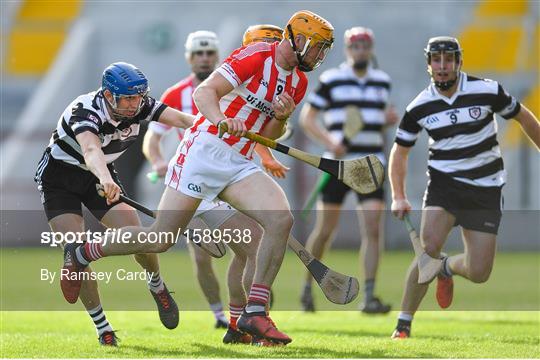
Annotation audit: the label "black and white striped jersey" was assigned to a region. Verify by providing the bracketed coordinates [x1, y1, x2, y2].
[46, 89, 167, 169]
[395, 72, 521, 187]
[307, 63, 391, 161]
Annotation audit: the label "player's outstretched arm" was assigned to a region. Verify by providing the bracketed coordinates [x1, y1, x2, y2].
[389, 143, 412, 219]
[254, 144, 290, 179]
[300, 103, 345, 158]
[513, 104, 540, 150]
[157, 107, 195, 130]
[76, 131, 121, 204]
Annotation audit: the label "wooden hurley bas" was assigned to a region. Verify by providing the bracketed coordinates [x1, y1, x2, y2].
[218, 122, 385, 194]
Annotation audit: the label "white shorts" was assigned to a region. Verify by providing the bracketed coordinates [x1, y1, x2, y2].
[165, 130, 262, 202]
[194, 199, 236, 230]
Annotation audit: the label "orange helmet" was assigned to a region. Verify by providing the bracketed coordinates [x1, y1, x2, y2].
[242, 24, 283, 46]
[284, 10, 334, 72]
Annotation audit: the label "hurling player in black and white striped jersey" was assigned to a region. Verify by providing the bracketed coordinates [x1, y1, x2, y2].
[34, 62, 195, 345]
[389, 37, 539, 339]
[299, 27, 398, 314]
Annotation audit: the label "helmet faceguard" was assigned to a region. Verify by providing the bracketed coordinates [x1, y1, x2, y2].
[102, 62, 149, 121]
[424, 36, 463, 91]
[285, 10, 334, 72]
[185, 30, 219, 81]
[242, 24, 283, 46]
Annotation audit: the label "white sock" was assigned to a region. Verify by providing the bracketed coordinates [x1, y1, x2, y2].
[398, 312, 413, 322]
[147, 271, 165, 293]
[245, 304, 265, 313]
[88, 304, 113, 336]
[210, 303, 228, 322]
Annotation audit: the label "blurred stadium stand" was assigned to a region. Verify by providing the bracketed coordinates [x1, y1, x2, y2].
[1, 0, 538, 249]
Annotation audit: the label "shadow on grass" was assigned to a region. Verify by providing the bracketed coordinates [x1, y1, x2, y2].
[122, 341, 439, 359]
[293, 327, 387, 338]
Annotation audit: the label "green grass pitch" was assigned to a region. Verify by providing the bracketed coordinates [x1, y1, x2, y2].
[1, 249, 539, 358]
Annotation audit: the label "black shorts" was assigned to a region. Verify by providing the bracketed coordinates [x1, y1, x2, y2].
[321, 174, 384, 204]
[423, 169, 503, 234]
[34, 150, 126, 222]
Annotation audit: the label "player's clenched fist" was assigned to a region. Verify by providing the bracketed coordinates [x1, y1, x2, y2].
[391, 198, 412, 220]
[101, 179, 121, 205]
[221, 118, 247, 137]
[273, 93, 295, 121]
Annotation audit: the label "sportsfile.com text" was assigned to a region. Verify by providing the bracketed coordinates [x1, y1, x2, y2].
[40, 227, 252, 247]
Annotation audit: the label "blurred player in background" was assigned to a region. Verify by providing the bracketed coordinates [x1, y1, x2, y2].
[390, 36, 540, 339]
[35, 62, 195, 345]
[299, 27, 398, 313]
[61, 10, 335, 346]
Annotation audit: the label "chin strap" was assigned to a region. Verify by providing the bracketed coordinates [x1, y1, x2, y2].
[287, 24, 313, 72]
[434, 79, 456, 91]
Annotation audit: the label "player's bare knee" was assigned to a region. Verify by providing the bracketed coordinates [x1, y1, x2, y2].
[421, 232, 443, 257]
[422, 242, 441, 258]
[264, 210, 293, 235]
[469, 270, 491, 283]
[469, 265, 492, 283]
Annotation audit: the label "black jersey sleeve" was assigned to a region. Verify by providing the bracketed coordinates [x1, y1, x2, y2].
[137, 96, 168, 123]
[69, 102, 103, 136]
[492, 83, 521, 120]
[394, 110, 422, 147]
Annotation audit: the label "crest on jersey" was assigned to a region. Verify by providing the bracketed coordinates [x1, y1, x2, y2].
[469, 107, 481, 119]
[121, 127, 133, 137]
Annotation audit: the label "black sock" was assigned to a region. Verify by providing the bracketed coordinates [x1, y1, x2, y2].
[397, 318, 411, 330]
[364, 278, 375, 302]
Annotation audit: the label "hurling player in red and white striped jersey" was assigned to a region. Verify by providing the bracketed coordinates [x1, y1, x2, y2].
[186, 11, 334, 344]
[144, 30, 235, 330]
[62, 10, 334, 346]
[145, 26, 291, 346]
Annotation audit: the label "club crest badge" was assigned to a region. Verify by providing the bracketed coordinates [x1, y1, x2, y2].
[469, 107, 481, 119]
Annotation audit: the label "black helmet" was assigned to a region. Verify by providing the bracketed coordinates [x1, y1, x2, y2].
[424, 36, 462, 91]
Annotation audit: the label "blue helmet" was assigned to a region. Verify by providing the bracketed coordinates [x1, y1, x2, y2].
[101, 62, 149, 119]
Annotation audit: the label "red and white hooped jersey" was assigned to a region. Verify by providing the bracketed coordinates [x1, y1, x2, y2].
[189, 41, 308, 158]
[149, 74, 198, 139]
